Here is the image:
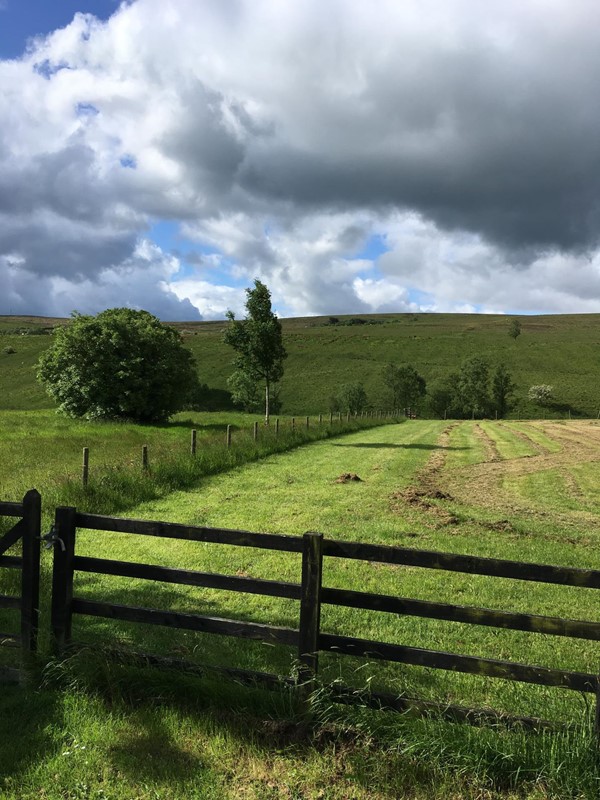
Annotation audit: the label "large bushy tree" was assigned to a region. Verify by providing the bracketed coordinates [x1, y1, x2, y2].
[223, 280, 287, 424]
[37, 308, 198, 422]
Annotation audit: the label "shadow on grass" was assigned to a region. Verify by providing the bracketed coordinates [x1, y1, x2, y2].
[331, 442, 470, 450]
[0, 685, 60, 778]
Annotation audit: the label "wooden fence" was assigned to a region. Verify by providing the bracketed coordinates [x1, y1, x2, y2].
[49, 505, 600, 733]
[0, 489, 41, 681]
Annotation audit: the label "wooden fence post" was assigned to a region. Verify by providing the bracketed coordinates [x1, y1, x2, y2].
[319, 413, 322, 425]
[142, 445, 149, 471]
[253, 421, 258, 442]
[82, 447, 89, 487]
[20, 489, 41, 655]
[275, 418, 279, 437]
[51, 506, 77, 654]
[292, 417, 295, 430]
[306, 416, 309, 430]
[298, 531, 324, 693]
[329, 412, 333, 425]
[226, 425, 232, 448]
[191, 429, 197, 456]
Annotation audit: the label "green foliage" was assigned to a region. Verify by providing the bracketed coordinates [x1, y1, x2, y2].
[37, 308, 198, 423]
[382, 363, 426, 411]
[227, 369, 262, 412]
[427, 374, 459, 418]
[491, 363, 515, 418]
[7, 311, 600, 417]
[223, 280, 287, 423]
[335, 381, 368, 414]
[456, 356, 491, 418]
[508, 317, 522, 340]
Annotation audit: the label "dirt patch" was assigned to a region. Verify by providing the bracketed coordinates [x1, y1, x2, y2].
[390, 424, 459, 525]
[334, 472, 363, 483]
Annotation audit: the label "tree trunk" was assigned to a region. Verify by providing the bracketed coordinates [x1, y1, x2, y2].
[265, 379, 270, 425]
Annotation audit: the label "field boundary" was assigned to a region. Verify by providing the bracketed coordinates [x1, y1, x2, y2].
[0, 489, 41, 682]
[47, 504, 600, 735]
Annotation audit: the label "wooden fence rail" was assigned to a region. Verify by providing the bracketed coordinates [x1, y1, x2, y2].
[0, 489, 41, 681]
[48, 506, 600, 733]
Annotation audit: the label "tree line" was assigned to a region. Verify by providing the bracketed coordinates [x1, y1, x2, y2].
[34, 282, 551, 424]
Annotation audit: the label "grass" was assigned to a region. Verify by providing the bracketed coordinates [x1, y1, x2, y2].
[4, 311, 600, 416]
[0, 409, 395, 521]
[3, 419, 600, 797]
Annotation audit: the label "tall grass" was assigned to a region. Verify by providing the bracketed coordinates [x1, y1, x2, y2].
[41, 415, 400, 519]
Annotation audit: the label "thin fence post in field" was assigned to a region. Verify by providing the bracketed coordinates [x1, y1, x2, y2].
[82, 447, 89, 487]
[20, 489, 41, 655]
[298, 531, 324, 693]
[595, 681, 600, 742]
[51, 506, 77, 654]
[253, 421, 258, 442]
[226, 425, 232, 448]
[306, 416, 309, 430]
[142, 445, 149, 471]
[191, 429, 197, 456]
[292, 417, 295, 430]
[275, 418, 279, 437]
[329, 412, 333, 425]
[319, 413, 322, 425]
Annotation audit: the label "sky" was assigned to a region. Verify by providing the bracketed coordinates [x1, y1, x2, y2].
[2, 0, 600, 321]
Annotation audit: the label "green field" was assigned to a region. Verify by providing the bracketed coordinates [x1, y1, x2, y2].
[2, 418, 600, 798]
[3, 312, 600, 416]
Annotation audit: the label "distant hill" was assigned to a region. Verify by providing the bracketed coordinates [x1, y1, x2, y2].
[2, 312, 600, 417]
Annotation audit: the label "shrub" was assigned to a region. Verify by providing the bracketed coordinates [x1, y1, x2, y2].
[37, 308, 199, 422]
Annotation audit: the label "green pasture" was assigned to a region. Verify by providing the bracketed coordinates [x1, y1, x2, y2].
[3, 311, 600, 416]
[2, 419, 600, 798]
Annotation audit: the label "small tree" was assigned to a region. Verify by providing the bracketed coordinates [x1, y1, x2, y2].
[528, 384, 554, 407]
[227, 369, 262, 412]
[492, 363, 515, 418]
[37, 308, 198, 422]
[508, 318, 521, 340]
[382, 363, 426, 412]
[337, 382, 368, 414]
[223, 280, 287, 424]
[427, 375, 459, 419]
[457, 356, 490, 418]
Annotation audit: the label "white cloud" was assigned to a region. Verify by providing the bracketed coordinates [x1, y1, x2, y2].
[3, 0, 600, 317]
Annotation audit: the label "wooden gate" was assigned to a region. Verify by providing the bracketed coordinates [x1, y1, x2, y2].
[0, 489, 41, 682]
[49, 504, 600, 732]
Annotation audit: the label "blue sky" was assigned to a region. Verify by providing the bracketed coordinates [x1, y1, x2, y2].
[0, 1, 116, 59]
[1, 0, 600, 320]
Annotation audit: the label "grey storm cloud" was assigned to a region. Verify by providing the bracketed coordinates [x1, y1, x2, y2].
[3, 0, 600, 318]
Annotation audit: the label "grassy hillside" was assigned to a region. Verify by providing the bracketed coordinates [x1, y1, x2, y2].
[2, 312, 600, 416]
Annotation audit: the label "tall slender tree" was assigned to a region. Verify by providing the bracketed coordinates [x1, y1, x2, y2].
[223, 280, 287, 424]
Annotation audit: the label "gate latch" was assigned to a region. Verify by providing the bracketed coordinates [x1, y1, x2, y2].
[42, 524, 66, 552]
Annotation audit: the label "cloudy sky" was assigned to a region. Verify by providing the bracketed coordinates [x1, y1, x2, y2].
[2, 0, 600, 320]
